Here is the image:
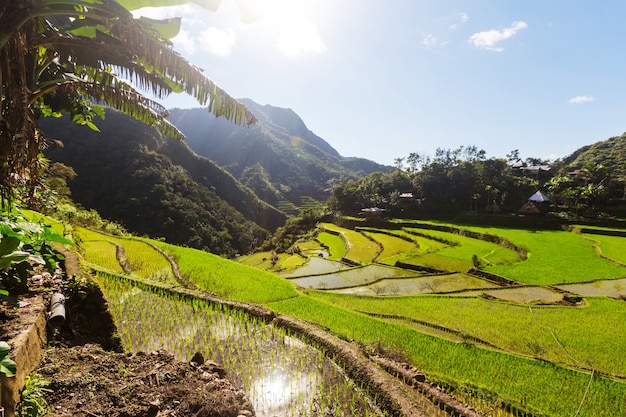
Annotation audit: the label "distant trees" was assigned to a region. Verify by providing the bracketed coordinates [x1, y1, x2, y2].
[329, 144, 626, 218]
[0, 0, 255, 205]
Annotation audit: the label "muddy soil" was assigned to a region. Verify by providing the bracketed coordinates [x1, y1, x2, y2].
[38, 345, 254, 417]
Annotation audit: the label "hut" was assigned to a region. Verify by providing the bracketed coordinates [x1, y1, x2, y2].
[518, 191, 550, 215]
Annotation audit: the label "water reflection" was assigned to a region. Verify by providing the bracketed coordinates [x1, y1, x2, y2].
[97, 278, 384, 417]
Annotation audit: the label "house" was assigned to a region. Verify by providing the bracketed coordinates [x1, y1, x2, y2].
[360, 207, 386, 220]
[398, 192, 414, 208]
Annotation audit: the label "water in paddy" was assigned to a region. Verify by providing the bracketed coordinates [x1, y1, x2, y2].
[96, 278, 384, 417]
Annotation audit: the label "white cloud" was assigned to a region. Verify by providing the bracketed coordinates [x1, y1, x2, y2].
[199, 27, 237, 57]
[173, 30, 197, 54]
[421, 34, 438, 47]
[568, 95, 596, 104]
[277, 19, 326, 58]
[469, 21, 527, 52]
[450, 12, 469, 30]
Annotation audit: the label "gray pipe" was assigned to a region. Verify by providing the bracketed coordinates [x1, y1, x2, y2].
[49, 293, 66, 328]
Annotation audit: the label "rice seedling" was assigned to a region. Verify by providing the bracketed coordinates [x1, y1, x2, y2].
[321, 224, 380, 264]
[333, 273, 498, 296]
[81, 240, 125, 273]
[288, 264, 417, 290]
[151, 241, 299, 303]
[453, 225, 626, 284]
[362, 231, 419, 264]
[316, 231, 347, 260]
[266, 294, 626, 417]
[94, 276, 386, 417]
[305, 291, 626, 377]
[585, 233, 626, 264]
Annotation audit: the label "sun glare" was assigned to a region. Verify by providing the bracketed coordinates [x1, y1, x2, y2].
[259, 0, 327, 58]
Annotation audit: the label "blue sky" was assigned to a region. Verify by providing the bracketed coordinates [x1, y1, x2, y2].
[135, 1, 626, 166]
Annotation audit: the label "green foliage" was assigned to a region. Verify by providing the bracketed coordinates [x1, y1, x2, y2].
[16, 373, 52, 417]
[260, 208, 328, 252]
[0, 341, 17, 378]
[0, 0, 254, 205]
[0, 209, 73, 301]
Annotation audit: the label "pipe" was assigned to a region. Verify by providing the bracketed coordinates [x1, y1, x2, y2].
[48, 293, 66, 328]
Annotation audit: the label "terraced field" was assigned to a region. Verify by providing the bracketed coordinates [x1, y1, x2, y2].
[76, 217, 626, 417]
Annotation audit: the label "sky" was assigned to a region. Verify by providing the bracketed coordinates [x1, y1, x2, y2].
[133, 0, 626, 166]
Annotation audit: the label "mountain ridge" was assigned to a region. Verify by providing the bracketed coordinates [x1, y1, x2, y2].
[167, 99, 391, 206]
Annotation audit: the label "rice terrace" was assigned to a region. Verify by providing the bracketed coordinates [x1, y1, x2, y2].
[3, 2, 626, 416]
[69, 211, 626, 417]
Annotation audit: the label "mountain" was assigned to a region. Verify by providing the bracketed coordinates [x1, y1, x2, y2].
[41, 110, 286, 257]
[167, 99, 390, 209]
[562, 133, 626, 171]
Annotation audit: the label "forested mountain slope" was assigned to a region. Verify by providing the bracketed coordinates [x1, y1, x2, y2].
[562, 133, 626, 171]
[42, 110, 285, 256]
[168, 99, 390, 206]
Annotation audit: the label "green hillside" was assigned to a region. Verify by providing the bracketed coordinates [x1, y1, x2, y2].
[42, 111, 285, 256]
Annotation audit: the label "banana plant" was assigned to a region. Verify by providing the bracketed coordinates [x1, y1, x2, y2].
[0, 211, 73, 304]
[0, 0, 256, 205]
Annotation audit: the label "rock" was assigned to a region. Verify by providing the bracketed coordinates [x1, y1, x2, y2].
[190, 351, 204, 366]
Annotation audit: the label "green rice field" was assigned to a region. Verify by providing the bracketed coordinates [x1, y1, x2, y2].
[74, 216, 626, 417]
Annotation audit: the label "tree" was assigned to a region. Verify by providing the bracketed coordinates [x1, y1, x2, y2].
[0, 0, 255, 205]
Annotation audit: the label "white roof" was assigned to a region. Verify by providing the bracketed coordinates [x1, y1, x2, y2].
[528, 191, 550, 202]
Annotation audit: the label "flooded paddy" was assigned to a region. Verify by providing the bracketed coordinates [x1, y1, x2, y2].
[287, 263, 419, 289]
[95, 277, 385, 417]
[451, 286, 566, 304]
[559, 277, 626, 298]
[333, 273, 499, 296]
[280, 256, 349, 278]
